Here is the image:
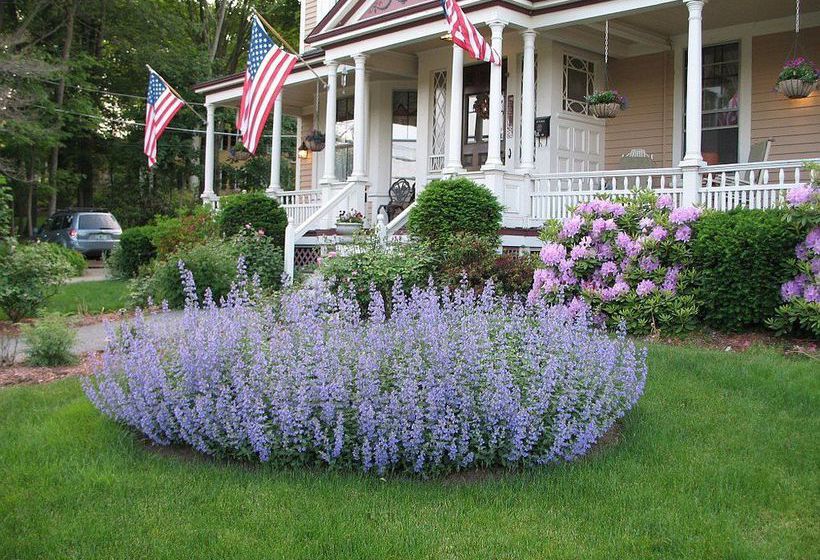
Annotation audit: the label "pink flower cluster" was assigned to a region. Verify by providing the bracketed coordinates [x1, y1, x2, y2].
[530, 195, 700, 310]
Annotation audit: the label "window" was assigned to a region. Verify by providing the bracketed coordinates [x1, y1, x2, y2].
[78, 214, 119, 230]
[430, 70, 447, 170]
[335, 97, 354, 180]
[391, 90, 417, 184]
[685, 42, 740, 164]
[563, 54, 595, 115]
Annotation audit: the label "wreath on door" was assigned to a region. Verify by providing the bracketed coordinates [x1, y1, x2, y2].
[473, 93, 490, 120]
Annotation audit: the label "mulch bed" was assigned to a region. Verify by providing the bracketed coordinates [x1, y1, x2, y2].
[0, 357, 94, 388]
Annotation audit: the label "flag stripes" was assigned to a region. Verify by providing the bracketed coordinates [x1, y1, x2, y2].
[440, 0, 500, 65]
[144, 70, 184, 167]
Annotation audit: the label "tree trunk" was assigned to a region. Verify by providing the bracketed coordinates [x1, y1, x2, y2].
[26, 156, 35, 238]
[48, 0, 78, 216]
[209, 0, 227, 65]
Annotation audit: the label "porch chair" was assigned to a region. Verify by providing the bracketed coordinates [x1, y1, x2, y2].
[620, 148, 656, 170]
[711, 138, 773, 186]
[377, 178, 416, 222]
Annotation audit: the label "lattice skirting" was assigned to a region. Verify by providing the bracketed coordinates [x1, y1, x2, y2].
[294, 246, 321, 268]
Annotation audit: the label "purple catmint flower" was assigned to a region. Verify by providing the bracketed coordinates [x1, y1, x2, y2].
[83, 266, 648, 477]
[656, 194, 674, 209]
[636, 279, 657, 297]
[540, 242, 567, 265]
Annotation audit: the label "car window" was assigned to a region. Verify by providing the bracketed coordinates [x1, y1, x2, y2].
[77, 214, 119, 230]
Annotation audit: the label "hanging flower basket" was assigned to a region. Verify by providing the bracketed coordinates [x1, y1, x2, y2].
[304, 129, 326, 152]
[473, 93, 490, 120]
[585, 90, 628, 119]
[776, 57, 819, 99]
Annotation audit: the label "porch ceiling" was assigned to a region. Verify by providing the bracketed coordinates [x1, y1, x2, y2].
[618, 0, 818, 38]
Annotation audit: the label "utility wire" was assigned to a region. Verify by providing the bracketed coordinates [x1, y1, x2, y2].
[38, 106, 297, 139]
[24, 75, 208, 106]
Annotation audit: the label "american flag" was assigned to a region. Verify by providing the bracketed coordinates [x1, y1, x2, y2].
[439, 0, 500, 65]
[236, 15, 297, 154]
[144, 69, 184, 168]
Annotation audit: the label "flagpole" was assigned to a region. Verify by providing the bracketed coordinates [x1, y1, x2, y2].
[146, 64, 207, 123]
[251, 8, 328, 88]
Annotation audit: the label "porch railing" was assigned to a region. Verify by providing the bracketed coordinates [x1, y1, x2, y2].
[275, 189, 323, 227]
[698, 159, 812, 211]
[530, 168, 684, 221]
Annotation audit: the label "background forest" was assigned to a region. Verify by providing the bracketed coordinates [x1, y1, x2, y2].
[0, 0, 300, 234]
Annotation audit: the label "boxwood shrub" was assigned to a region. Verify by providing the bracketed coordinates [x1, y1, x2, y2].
[407, 178, 502, 249]
[691, 209, 803, 331]
[217, 192, 288, 247]
[107, 225, 157, 279]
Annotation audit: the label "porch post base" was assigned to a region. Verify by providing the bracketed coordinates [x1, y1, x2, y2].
[441, 167, 465, 177]
[481, 168, 505, 200]
[680, 161, 702, 208]
[200, 192, 219, 209]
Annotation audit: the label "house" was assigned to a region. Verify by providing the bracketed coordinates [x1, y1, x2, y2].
[193, 0, 820, 277]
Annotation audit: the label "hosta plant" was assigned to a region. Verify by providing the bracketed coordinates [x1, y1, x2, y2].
[530, 191, 700, 335]
[84, 262, 647, 477]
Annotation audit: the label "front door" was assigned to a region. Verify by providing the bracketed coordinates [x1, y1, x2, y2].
[462, 61, 507, 171]
[556, 53, 604, 173]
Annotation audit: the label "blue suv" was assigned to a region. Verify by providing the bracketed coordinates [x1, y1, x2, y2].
[38, 209, 122, 257]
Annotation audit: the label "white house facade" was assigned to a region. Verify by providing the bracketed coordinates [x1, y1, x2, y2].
[193, 0, 820, 277]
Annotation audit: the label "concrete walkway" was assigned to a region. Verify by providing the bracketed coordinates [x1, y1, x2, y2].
[13, 310, 184, 363]
[67, 260, 107, 283]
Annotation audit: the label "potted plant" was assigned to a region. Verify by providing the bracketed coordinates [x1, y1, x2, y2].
[304, 129, 326, 152]
[335, 209, 364, 235]
[585, 90, 628, 119]
[776, 57, 819, 99]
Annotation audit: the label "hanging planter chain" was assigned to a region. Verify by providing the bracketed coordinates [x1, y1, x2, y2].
[587, 19, 625, 118]
[777, 0, 817, 99]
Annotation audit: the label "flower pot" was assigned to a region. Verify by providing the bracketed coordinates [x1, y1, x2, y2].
[777, 78, 816, 99]
[589, 102, 622, 119]
[335, 222, 363, 236]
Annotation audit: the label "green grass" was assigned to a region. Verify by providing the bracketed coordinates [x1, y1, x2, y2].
[0, 344, 817, 559]
[42, 279, 131, 316]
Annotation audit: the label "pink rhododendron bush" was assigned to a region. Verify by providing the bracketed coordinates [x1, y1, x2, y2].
[530, 191, 701, 334]
[768, 181, 820, 338]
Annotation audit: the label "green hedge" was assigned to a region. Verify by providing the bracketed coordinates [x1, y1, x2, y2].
[217, 193, 288, 247]
[691, 209, 803, 331]
[107, 225, 157, 279]
[407, 178, 503, 249]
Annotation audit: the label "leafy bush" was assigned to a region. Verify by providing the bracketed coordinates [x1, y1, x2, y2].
[21, 314, 77, 366]
[767, 182, 820, 338]
[531, 192, 700, 335]
[150, 209, 218, 258]
[692, 209, 803, 331]
[106, 225, 157, 279]
[0, 243, 74, 321]
[434, 232, 497, 291]
[217, 192, 288, 247]
[230, 226, 284, 291]
[492, 253, 538, 296]
[39, 243, 87, 276]
[85, 278, 647, 476]
[320, 235, 435, 310]
[407, 178, 503, 249]
[146, 241, 239, 308]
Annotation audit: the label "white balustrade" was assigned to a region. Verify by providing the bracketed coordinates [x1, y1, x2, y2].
[274, 189, 323, 228]
[698, 159, 816, 211]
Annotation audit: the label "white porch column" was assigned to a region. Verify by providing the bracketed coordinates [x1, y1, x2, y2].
[322, 60, 338, 184]
[443, 45, 465, 175]
[520, 30, 536, 171]
[482, 21, 506, 170]
[201, 103, 218, 206]
[681, 0, 706, 206]
[266, 95, 283, 195]
[350, 53, 368, 180]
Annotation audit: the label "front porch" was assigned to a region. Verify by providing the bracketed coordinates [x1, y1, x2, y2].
[193, 0, 820, 278]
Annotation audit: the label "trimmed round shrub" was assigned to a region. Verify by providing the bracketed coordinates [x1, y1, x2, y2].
[217, 193, 288, 247]
[692, 209, 803, 331]
[85, 280, 647, 477]
[107, 225, 157, 279]
[407, 178, 502, 247]
[148, 241, 238, 308]
[150, 210, 217, 258]
[21, 314, 76, 366]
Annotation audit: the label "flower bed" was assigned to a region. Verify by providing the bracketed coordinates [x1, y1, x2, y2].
[84, 266, 646, 476]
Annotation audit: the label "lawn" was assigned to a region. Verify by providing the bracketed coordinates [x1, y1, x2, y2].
[42, 279, 131, 316]
[0, 344, 817, 559]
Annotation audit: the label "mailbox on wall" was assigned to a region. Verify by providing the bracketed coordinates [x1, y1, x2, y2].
[534, 116, 550, 143]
